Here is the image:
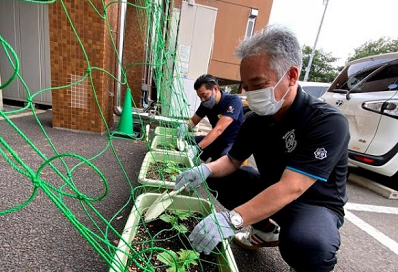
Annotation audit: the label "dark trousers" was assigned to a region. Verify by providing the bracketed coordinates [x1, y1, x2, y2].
[195, 135, 232, 162]
[206, 166, 343, 272]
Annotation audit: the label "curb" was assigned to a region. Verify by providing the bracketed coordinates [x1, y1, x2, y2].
[348, 173, 398, 199]
[0, 109, 47, 121]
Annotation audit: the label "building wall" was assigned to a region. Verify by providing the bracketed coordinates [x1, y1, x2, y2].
[123, 3, 146, 107]
[175, 0, 273, 82]
[49, 0, 118, 133]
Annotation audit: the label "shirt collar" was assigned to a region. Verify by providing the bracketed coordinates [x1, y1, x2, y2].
[280, 85, 306, 123]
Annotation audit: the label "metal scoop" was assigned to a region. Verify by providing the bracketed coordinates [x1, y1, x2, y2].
[144, 184, 187, 222]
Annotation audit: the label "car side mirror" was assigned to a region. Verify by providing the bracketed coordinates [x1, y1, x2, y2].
[346, 91, 351, 100]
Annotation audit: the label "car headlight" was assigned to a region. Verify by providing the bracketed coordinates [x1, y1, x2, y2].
[362, 100, 398, 118]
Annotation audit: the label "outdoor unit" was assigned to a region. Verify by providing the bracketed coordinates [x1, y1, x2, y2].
[173, 2, 218, 118]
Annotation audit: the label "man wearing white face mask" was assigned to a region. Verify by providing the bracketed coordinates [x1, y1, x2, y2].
[177, 74, 244, 162]
[175, 25, 349, 272]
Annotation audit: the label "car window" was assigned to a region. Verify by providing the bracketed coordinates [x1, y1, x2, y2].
[349, 62, 398, 93]
[330, 59, 398, 93]
[302, 86, 329, 98]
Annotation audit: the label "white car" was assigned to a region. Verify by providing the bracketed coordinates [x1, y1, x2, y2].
[299, 81, 331, 99]
[323, 52, 398, 178]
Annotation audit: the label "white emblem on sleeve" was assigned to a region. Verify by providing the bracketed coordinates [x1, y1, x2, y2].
[283, 129, 297, 153]
[314, 148, 327, 160]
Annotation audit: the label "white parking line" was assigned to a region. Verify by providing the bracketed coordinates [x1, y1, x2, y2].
[345, 203, 398, 215]
[0, 109, 46, 121]
[345, 204, 398, 256]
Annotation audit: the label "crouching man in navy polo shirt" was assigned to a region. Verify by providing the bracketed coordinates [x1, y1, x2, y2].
[174, 25, 349, 272]
[177, 74, 244, 162]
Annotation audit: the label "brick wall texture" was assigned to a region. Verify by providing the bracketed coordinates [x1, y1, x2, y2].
[123, 2, 146, 107]
[49, 0, 144, 133]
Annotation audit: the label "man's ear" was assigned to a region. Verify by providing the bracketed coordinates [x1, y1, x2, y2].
[288, 67, 299, 86]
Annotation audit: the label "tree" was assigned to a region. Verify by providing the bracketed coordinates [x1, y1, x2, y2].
[348, 37, 398, 62]
[300, 45, 340, 83]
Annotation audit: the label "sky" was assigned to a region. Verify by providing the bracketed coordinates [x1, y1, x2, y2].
[269, 0, 398, 66]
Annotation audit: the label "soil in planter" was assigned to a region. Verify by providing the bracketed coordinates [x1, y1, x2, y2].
[146, 162, 188, 182]
[156, 143, 180, 151]
[128, 212, 218, 272]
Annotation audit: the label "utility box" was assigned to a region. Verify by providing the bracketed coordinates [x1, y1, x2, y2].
[163, 2, 217, 119]
[177, 2, 217, 117]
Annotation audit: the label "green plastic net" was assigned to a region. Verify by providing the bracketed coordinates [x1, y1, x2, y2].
[0, 0, 238, 271]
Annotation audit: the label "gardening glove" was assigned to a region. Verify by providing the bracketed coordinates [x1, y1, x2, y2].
[187, 145, 201, 159]
[177, 123, 189, 139]
[189, 212, 235, 255]
[174, 163, 211, 192]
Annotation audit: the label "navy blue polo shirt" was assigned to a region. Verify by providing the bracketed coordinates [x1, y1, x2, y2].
[228, 86, 350, 218]
[195, 92, 244, 144]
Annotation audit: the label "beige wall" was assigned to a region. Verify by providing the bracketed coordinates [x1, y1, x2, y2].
[177, 0, 274, 82]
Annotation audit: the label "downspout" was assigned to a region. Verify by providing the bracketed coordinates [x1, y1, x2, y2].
[113, 1, 127, 116]
[141, 14, 151, 108]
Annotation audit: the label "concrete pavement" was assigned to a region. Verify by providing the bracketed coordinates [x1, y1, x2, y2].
[1, 109, 398, 271]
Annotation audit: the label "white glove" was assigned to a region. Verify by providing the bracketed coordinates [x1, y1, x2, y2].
[187, 145, 201, 159]
[177, 123, 189, 139]
[174, 163, 211, 192]
[189, 212, 235, 255]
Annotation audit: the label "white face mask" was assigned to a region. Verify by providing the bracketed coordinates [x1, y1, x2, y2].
[246, 71, 291, 116]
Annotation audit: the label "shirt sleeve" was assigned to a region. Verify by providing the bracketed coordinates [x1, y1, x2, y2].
[195, 104, 206, 118]
[227, 112, 256, 163]
[287, 112, 350, 182]
[222, 96, 243, 120]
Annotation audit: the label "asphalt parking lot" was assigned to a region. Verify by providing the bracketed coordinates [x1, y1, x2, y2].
[0, 108, 397, 271]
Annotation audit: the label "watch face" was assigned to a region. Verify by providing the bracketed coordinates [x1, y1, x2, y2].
[230, 212, 243, 228]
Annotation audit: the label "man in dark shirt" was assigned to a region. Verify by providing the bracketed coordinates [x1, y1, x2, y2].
[178, 74, 244, 162]
[175, 25, 349, 272]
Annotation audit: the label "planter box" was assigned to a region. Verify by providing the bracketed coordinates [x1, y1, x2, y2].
[154, 126, 178, 137]
[154, 126, 194, 138]
[110, 193, 239, 272]
[150, 135, 188, 153]
[138, 150, 194, 189]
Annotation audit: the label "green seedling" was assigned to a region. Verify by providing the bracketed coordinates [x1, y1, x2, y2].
[157, 249, 200, 272]
[157, 142, 176, 150]
[160, 210, 191, 234]
[162, 161, 185, 182]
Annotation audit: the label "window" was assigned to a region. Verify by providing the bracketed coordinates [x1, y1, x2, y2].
[245, 17, 256, 38]
[331, 58, 398, 93]
[245, 8, 258, 39]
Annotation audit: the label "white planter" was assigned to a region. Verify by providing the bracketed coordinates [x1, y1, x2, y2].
[110, 193, 239, 272]
[150, 135, 188, 153]
[138, 150, 194, 190]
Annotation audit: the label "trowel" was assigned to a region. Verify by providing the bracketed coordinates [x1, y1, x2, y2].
[144, 184, 187, 222]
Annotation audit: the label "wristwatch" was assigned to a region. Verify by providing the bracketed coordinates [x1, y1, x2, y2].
[229, 210, 244, 230]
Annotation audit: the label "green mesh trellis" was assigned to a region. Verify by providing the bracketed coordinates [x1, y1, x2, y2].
[0, 1, 237, 271]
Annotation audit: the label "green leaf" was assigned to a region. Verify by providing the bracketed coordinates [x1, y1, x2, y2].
[174, 224, 188, 234]
[166, 267, 177, 272]
[157, 250, 178, 266]
[160, 214, 172, 223]
[178, 249, 199, 268]
[173, 210, 191, 220]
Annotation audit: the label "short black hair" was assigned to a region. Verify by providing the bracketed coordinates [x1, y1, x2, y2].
[194, 74, 219, 91]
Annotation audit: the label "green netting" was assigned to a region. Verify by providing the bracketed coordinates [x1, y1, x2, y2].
[0, 0, 238, 271]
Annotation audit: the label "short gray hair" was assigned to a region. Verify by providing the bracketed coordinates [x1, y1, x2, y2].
[235, 24, 302, 79]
